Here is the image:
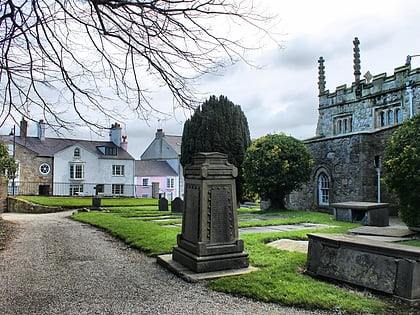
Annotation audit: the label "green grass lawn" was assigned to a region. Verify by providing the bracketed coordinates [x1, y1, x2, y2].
[18, 196, 419, 313]
[17, 196, 159, 208]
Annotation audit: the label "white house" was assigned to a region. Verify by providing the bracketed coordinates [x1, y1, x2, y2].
[1, 119, 136, 196]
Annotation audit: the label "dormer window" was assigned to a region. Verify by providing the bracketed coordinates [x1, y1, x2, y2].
[74, 147, 80, 158]
[97, 146, 117, 156]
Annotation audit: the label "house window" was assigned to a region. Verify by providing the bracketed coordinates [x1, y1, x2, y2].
[112, 184, 124, 195]
[166, 177, 175, 189]
[318, 173, 330, 206]
[97, 146, 117, 156]
[142, 178, 149, 186]
[112, 165, 125, 176]
[70, 184, 83, 196]
[74, 147, 80, 158]
[141, 193, 149, 198]
[70, 163, 84, 180]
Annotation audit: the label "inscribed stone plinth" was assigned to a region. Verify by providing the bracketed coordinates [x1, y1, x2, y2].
[172, 152, 249, 273]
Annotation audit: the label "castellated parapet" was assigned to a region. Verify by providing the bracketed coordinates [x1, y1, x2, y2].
[316, 65, 420, 138]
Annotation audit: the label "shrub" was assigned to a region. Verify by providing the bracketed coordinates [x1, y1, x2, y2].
[243, 134, 312, 210]
[384, 114, 420, 227]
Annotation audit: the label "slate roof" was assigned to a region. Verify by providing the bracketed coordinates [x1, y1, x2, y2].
[135, 160, 177, 177]
[1, 135, 134, 160]
[164, 135, 182, 155]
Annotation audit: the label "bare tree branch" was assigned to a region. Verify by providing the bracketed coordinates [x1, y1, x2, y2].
[0, 0, 278, 132]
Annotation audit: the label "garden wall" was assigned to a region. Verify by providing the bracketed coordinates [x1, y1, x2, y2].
[7, 197, 63, 213]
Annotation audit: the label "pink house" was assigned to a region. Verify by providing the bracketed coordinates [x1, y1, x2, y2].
[135, 129, 183, 200]
[135, 160, 178, 200]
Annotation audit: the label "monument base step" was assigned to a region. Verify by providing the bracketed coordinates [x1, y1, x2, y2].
[157, 254, 257, 282]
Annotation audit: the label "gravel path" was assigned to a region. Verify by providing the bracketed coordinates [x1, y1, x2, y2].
[0, 211, 326, 315]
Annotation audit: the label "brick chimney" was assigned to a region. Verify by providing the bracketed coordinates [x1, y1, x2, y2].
[20, 118, 28, 138]
[37, 120, 46, 141]
[156, 128, 165, 138]
[121, 135, 128, 151]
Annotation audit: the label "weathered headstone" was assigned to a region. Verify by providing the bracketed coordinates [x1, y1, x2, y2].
[91, 196, 101, 210]
[171, 197, 184, 213]
[172, 152, 249, 273]
[158, 197, 168, 211]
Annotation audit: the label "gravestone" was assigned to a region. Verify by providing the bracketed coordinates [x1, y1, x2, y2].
[158, 197, 168, 211]
[91, 196, 101, 210]
[172, 152, 249, 273]
[171, 197, 184, 213]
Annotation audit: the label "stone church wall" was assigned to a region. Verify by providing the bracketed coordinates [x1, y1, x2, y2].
[287, 114, 399, 213]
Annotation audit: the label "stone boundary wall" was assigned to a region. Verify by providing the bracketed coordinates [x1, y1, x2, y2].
[0, 177, 8, 213]
[7, 197, 63, 214]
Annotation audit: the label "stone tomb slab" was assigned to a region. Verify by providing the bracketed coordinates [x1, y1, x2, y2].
[332, 201, 389, 227]
[267, 239, 309, 253]
[306, 233, 420, 302]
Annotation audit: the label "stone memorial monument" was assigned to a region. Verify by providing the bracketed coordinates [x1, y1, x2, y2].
[171, 152, 249, 273]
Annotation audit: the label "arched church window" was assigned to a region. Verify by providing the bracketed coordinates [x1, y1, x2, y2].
[318, 173, 330, 206]
[388, 109, 394, 125]
[380, 111, 387, 127]
[74, 147, 80, 158]
[396, 108, 402, 123]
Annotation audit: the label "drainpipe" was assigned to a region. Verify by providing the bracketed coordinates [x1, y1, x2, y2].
[406, 82, 414, 119]
[374, 156, 381, 203]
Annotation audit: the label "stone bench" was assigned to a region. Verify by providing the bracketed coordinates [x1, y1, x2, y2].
[332, 201, 389, 226]
[306, 233, 420, 303]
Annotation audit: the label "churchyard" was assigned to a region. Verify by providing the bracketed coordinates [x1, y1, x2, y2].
[14, 195, 420, 314]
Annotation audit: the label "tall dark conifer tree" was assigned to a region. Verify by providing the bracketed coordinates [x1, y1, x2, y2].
[181, 95, 251, 202]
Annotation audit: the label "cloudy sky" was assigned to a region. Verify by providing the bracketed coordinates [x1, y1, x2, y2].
[122, 0, 420, 158]
[3, 0, 420, 158]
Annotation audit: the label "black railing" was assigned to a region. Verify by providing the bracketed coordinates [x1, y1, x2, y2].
[7, 181, 154, 198]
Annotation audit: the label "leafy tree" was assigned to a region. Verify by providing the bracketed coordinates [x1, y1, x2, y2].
[181, 95, 251, 202]
[384, 114, 420, 227]
[243, 134, 312, 210]
[0, 142, 17, 179]
[1, 0, 275, 131]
